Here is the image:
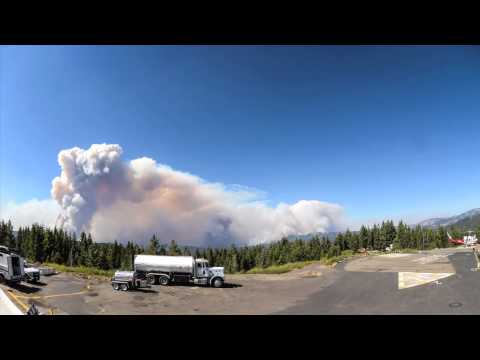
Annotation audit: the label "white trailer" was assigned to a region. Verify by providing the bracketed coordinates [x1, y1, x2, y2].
[111, 255, 225, 291]
[0, 246, 24, 284]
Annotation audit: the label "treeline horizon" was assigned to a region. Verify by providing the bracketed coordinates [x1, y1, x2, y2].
[0, 219, 467, 274]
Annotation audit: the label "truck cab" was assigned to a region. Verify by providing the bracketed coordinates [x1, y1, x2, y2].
[195, 258, 209, 278]
[194, 258, 224, 288]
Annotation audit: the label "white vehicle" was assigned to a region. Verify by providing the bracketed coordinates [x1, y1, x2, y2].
[38, 267, 56, 276]
[0, 246, 25, 284]
[111, 255, 225, 291]
[23, 260, 41, 283]
[463, 231, 478, 247]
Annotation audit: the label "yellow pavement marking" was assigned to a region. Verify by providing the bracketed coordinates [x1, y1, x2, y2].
[398, 272, 454, 290]
[1, 284, 85, 314]
[5, 290, 57, 315]
[15, 290, 88, 300]
[5, 289, 29, 312]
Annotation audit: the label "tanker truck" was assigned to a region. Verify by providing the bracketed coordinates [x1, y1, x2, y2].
[111, 255, 225, 291]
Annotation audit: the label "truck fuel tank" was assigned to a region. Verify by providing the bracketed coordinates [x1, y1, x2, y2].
[113, 271, 134, 282]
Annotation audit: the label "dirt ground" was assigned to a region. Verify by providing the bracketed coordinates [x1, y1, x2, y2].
[0, 262, 335, 315]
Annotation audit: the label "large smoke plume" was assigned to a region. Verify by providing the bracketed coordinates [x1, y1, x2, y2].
[50, 144, 345, 246]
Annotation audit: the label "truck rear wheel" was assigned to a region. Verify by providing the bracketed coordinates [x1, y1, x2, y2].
[213, 278, 224, 288]
[159, 276, 169, 286]
[112, 283, 120, 291]
[120, 283, 128, 291]
[0, 274, 5, 284]
[148, 275, 156, 285]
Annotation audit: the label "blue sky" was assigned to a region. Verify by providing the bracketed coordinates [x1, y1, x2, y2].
[2, 45, 480, 227]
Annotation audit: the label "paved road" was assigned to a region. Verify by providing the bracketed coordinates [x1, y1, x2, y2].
[278, 249, 480, 314]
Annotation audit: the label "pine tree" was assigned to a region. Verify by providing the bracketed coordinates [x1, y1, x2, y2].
[147, 234, 160, 255]
[385, 220, 396, 248]
[97, 246, 109, 270]
[395, 221, 407, 249]
[16, 227, 25, 255]
[359, 226, 369, 250]
[334, 233, 345, 251]
[5, 220, 15, 249]
[168, 240, 180, 256]
[112, 241, 121, 268]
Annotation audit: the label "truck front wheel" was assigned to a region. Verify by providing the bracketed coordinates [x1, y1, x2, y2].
[0, 274, 5, 284]
[159, 276, 169, 286]
[212, 278, 224, 288]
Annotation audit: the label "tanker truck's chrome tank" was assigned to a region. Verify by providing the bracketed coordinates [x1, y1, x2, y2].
[134, 255, 195, 274]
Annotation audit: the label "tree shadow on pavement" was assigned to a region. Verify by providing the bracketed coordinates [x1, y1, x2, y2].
[7, 282, 41, 294]
[165, 282, 243, 288]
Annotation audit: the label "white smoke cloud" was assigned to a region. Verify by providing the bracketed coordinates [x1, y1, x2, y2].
[0, 198, 61, 228]
[8, 143, 346, 246]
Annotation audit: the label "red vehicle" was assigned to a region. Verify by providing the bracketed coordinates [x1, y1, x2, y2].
[447, 232, 464, 245]
[447, 231, 478, 246]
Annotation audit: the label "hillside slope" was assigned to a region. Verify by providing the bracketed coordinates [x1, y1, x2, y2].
[418, 208, 480, 230]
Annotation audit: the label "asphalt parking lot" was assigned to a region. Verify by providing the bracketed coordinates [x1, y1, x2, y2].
[2, 247, 479, 314]
[277, 247, 480, 314]
[1, 262, 334, 315]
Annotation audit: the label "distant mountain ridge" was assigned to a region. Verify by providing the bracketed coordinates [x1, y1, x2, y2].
[418, 208, 480, 229]
[287, 232, 338, 241]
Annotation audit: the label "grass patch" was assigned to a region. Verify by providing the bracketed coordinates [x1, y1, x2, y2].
[341, 250, 354, 256]
[246, 261, 317, 274]
[43, 263, 115, 279]
[321, 255, 348, 265]
[320, 250, 360, 265]
[245, 250, 363, 274]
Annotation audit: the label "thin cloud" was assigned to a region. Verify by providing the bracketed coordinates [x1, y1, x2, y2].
[0, 198, 61, 228]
